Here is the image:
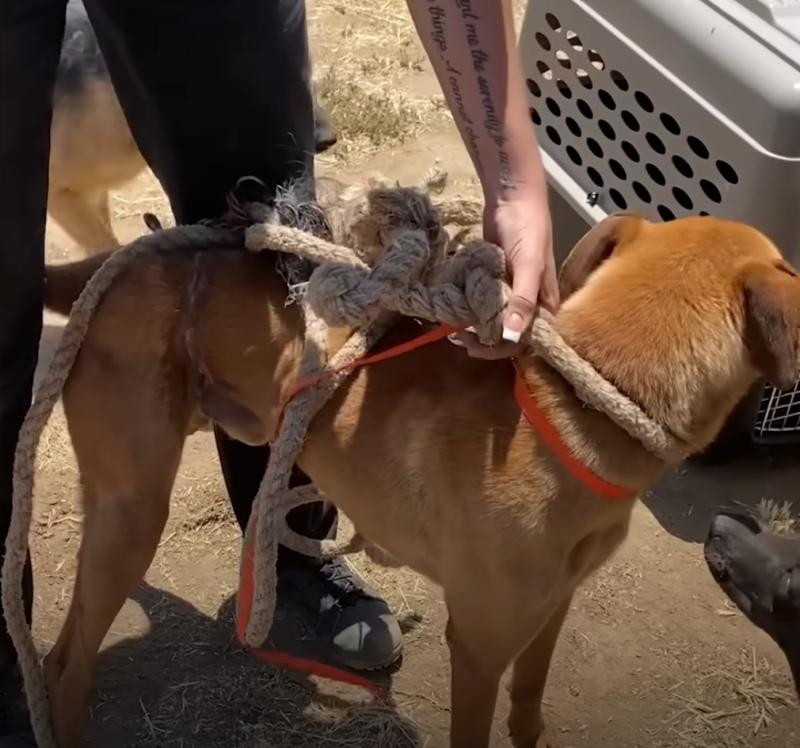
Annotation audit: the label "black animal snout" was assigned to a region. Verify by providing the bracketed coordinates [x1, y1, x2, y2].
[704, 511, 763, 584]
[708, 510, 762, 540]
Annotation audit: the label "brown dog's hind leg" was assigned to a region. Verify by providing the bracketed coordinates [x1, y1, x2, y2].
[507, 597, 573, 748]
[45, 358, 186, 748]
[45, 483, 172, 747]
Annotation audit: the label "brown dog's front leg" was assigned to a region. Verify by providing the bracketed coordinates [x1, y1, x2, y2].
[507, 596, 573, 748]
[445, 617, 504, 748]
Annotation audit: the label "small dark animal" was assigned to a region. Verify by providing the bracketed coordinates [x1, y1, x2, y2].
[705, 510, 800, 696]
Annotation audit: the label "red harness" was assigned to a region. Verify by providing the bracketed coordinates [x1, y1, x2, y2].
[276, 323, 634, 500]
[510, 358, 635, 500]
[236, 323, 634, 701]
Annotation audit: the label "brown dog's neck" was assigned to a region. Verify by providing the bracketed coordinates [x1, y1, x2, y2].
[515, 353, 667, 493]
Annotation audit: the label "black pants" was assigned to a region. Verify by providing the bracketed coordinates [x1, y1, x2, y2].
[0, 0, 336, 675]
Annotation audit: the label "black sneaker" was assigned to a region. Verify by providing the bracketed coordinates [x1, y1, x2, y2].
[261, 557, 403, 672]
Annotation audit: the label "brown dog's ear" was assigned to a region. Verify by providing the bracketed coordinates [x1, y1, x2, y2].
[742, 262, 800, 390]
[559, 213, 644, 300]
[199, 384, 269, 446]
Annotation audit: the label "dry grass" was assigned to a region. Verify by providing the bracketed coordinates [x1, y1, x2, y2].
[123, 664, 421, 748]
[308, 0, 449, 161]
[663, 647, 794, 747]
[317, 69, 426, 153]
[34, 412, 75, 475]
[757, 498, 798, 536]
[111, 187, 168, 221]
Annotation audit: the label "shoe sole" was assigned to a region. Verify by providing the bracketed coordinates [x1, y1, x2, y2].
[263, 608, 404, 672]
[334, 645, 403, 673]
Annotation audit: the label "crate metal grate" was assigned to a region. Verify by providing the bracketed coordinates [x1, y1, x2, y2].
[754, 383, 800, 443]
[520, 0, 800, 444]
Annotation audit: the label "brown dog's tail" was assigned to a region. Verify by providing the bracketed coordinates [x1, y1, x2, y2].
[44, 253, 110, 315]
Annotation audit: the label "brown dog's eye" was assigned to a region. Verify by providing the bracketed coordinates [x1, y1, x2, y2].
[776, 261, 799, 278]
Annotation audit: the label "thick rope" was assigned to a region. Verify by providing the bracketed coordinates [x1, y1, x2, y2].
[247, 216, 685, 461]
[4, 180, 687, 745]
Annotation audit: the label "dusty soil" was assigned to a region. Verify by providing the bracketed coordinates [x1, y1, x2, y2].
[35, 1, 800, 746]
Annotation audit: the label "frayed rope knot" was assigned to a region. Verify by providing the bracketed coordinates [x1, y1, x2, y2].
[305, 235, 508, 344]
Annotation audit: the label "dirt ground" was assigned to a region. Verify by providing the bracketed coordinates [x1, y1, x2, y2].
[34, 1, 800, 746]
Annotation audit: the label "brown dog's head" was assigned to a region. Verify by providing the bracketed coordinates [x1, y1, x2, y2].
[554, 214, 800, 453]
[705, 509, 800, 697]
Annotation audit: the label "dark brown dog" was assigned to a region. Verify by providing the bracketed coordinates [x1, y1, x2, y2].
[705, 510, 800, 696]
[41, 213, 800, 747]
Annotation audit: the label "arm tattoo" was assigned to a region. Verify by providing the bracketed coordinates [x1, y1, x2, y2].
[425, 0, 518, 192]
[426, 3, 484, 172]
[455, 0, 516, 191]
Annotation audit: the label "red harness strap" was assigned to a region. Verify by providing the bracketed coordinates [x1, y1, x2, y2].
[511, 360, 635, 500]
[236, 323, 459, 700]
[276, 323, 632, 501]
[271, 322, 461, 440]
[236, 520, 391, 701]
[237, 323, 633, 696]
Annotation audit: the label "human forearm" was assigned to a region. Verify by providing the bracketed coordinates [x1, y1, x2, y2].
[405, 0, 547, 205]
[407, 0, 557, 352]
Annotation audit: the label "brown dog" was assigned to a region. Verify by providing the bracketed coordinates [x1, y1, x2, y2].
[40, 212, 800, 747]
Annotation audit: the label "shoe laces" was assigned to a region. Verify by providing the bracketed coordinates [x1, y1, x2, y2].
[317, 558, 368, 600]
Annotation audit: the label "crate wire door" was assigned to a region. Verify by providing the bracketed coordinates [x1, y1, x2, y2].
[519, 0, 800, 444]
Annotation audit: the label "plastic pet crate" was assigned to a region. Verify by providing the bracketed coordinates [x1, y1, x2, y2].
[519, 0, 800, 445]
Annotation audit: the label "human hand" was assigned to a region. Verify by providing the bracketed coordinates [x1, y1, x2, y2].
[450, 194, 559, 359]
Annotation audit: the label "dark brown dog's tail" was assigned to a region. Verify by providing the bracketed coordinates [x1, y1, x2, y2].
[44, 253, 110, 315]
